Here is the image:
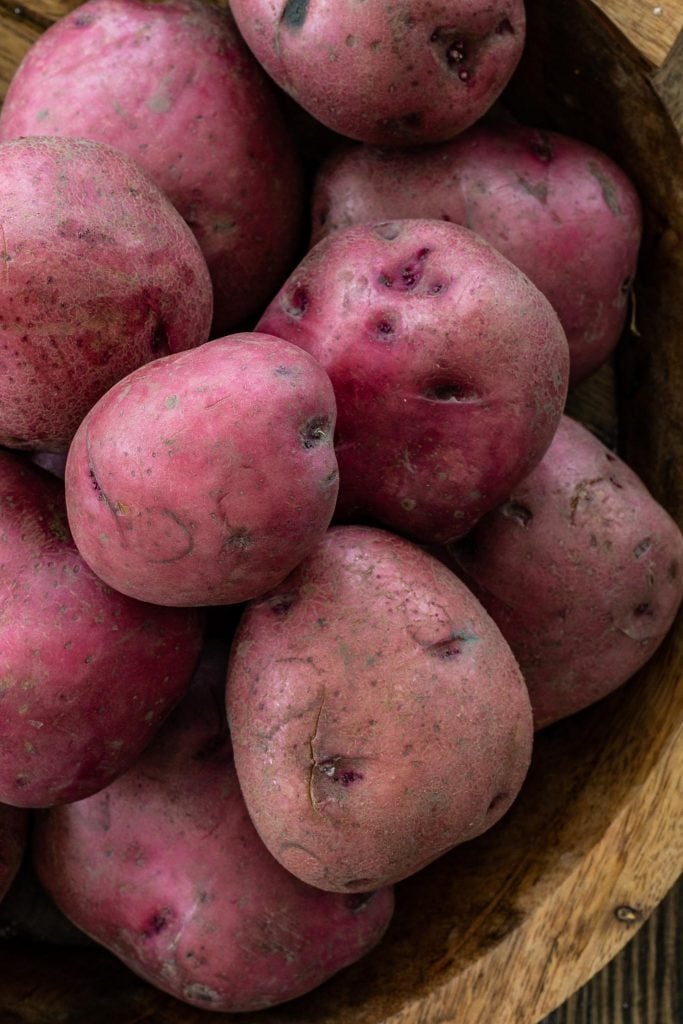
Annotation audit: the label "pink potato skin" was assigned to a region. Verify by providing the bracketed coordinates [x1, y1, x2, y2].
[443, 416, 683, 728]
[33, 641, 394, 1012]
[65, 333, 339, 606]
[0, 805, 28, 903]
[257, 219, 569, 544]
[0, 451, 204, 808]
[0, 136, 212, 452]
[0, 0, 304, 336]
[229, 0, 525, 146]
[226, 526, 533, 893]
[311, 125, 642, 385]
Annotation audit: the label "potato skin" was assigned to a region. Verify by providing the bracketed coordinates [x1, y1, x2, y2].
[0, 804, 28, 903]
[0, 0, 304, 336]
[0, 452, 204, 807]
[33, 642, 394, 1012]
[444, 416, 683, 728]
[65, 333, 339, 606]
[258, 219, 569, 544]
[311, 125, 642, 385]
[227, 526, 533, 892]
[229, 0, 525, 146]
[0, 136, 212, 452]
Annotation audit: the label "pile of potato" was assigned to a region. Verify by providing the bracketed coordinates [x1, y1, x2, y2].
[0, 0, 681, 1013]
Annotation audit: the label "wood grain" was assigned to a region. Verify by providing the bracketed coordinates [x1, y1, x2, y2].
[542, 877, 682, 1024]
[0, 2, 680, 1023]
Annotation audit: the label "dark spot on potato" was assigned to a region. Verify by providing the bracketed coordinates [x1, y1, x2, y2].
[375, 318, 395, 338]
[487, 792, 510, 814]
[529, 132, 554, 163]
[88, 467, 101, 492]
[143, 909, 172, 938]
[634, 602, 654, 617]
[501, 502, 533, 526]
[379, 111, 425, 135]
[226, 528, 252, 552]
[344, 892, 376, 912]
[321, 468, 339, 488]
[588, 160, 623, 217]
[316, 758, 364, 786]
[430, 282, 446, 294]
[269, 592, 297, 615]
[73, 13, 96, 27]
[605, 451, 617, 462]
[633, 537, 652, 559]
[374, 221, 402, 241]
[286, 285, 309, 317]
[301, 416, 331, 449]
[609, 475, 624, 489]
[422, 381, 478, 403]
[281, 0, 309, 29]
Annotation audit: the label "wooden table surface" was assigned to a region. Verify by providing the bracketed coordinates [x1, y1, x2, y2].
[542, 877, 681, 1023]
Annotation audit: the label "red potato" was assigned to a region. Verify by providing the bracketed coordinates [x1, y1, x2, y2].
[443, 416, 683, 728]
[0, 136, 212, 452]
[0, 0, 304, 336]
[311, 125, 642, 385]
[227, 526, 533, 893]
[65, 333, 339, 606]
[33, 641, 395, 1012]
[257, 219, 569, 544]
[229, 0, 525, 146]
[0, 451, 204, 808]
[0, 805, 28, 904]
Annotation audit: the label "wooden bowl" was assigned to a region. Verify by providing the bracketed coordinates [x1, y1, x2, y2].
[1, 1, 681, 1021]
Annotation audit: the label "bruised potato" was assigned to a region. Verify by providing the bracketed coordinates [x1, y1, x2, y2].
[311, 124, 642, 384]
[227, 526, 533, 892]
[0, 0, 304, 335]
[229, 0, 526, 145]
[0, 452, 204, 807]
[65, 334, 339, 606]
[258, 219, 569, 544]
[34, 641, 394, 1012]
[444, 416, 683, 727]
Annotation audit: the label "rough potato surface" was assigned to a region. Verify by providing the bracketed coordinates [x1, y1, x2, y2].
[230, 0, 525, 145]
[34, 642, 394, 1011]
[227, 526, 533, 892]
[0, 452, 204, 807]
[258, 219, 569, 544]
[0, 0, 304, 335]
[445, 416, 683, 727]
[311, 125, 642, 384]
[0, 136, 212, 451]
[65, 333, 339, 606]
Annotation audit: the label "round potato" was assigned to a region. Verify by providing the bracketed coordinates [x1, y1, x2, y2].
[229, 0, 525, 145]
[0, 451, 204, 807]
[0, 136, 212, 452]
[444, 416, 683, 727]
[227, 526, 533, 892]
[65, 333, 339, 606]
[311, 124, 642, 384]
[34, 641, 394, 1011]
[257, 219, 569, 544]
[0, 0, 304, 336]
